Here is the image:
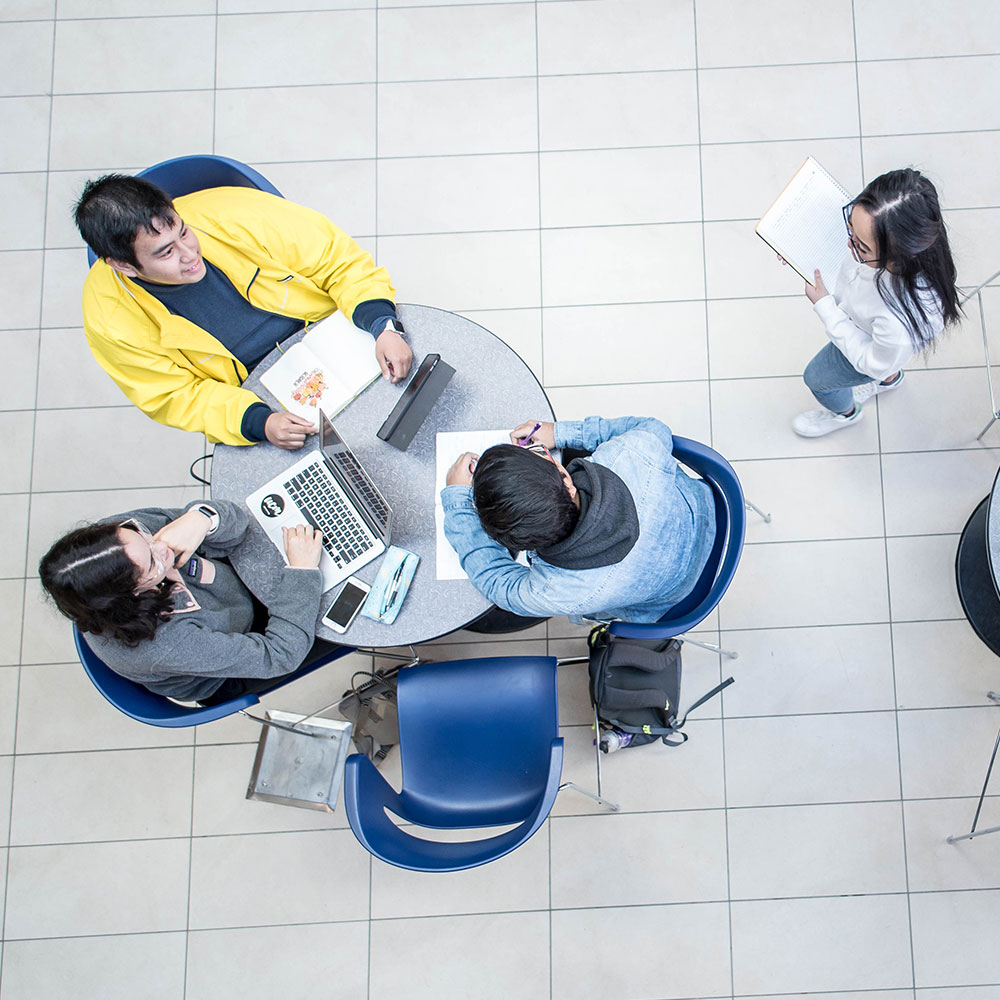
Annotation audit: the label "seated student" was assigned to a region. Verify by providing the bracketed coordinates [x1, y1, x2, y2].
[442, 416, 716, 623]
[39, 500, 328, 705]
[75, 174, 412, 450]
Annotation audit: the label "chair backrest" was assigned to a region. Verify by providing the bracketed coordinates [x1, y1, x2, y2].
[85, 155, 282, 267]
[74, 626, 259, 726]
[395, 656, 561, 828]
[610, 435, 746, 640]
[73, 626, 353, 728]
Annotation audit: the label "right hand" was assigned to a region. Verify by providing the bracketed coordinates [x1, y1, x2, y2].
[265, 412, 317, 450]
[510, 420, 555, 448]
[282, 524, 323, 569]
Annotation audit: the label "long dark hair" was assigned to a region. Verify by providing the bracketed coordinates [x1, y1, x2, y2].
[39, 522, 175, 646]
[473, 444, 579, 551]
[853, 168, 961, 351]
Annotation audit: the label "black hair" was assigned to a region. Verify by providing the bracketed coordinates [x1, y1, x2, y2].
[73, 174, 177, 267]
[39, 522, 175, 646]
[852, 168, 961, 351]
[472, 444, 579, 551]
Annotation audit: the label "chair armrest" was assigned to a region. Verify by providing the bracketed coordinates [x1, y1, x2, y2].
[343, 739, 564, 873]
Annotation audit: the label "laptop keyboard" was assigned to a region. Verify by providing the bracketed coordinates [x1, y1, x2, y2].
[284, 464, 375, 568]
[334, 450, 392, 526]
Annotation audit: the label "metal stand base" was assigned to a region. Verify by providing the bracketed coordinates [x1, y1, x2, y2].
[947, 691, 1000, 844]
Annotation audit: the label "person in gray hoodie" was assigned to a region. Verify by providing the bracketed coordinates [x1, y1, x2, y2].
[39, 499, 327, 704]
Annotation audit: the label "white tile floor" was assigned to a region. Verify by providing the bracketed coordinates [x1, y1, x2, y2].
[1, 0, 1000, 997]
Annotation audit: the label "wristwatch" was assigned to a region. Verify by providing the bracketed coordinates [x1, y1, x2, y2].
[194, 504, 220, 535]
[382, 318, 405, 336]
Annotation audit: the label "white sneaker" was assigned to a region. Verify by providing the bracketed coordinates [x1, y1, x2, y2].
[792, 405, 863, 437]
[853, 370, 905, 403]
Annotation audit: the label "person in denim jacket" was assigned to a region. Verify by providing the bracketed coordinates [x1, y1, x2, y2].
[442, 416, 716, 624]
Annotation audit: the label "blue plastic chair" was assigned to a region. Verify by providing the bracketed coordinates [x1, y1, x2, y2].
[608, 436, 746, 652]
[85, 154, 282, 267]
[343, 656, 564, 872]
[74, 625, 354, 728]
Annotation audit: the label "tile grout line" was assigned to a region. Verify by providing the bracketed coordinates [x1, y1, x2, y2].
[691, 3, 735, 995]
[531, 4, 555, 994]
[852, 0, 919, 989]
[1, 7, 59, 986]
[533, 0, 546, 394]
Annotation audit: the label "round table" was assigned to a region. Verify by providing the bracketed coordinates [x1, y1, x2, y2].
[211, 303, 553, 647]
[956, 466, 1000, 653]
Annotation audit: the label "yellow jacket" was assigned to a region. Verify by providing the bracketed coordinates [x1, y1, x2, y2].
[81, 186, 396, 445]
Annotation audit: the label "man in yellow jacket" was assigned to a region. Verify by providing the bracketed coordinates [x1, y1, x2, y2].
[76, 174, 412, 449]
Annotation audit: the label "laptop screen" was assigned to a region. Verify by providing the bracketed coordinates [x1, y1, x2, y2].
[318, 411, 392, 539]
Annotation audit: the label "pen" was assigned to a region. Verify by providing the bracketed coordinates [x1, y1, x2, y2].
[379, 559, 408, 617]
[517, 422, 542, 447]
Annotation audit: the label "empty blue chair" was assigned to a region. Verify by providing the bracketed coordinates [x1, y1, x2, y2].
[344, 656, 564, 872]
[74, 625, 354, 728]
[609, 436, 746, 655]
[85, 154, 282, 267]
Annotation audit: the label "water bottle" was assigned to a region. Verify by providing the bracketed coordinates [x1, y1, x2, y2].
[599, 728, 635, 753]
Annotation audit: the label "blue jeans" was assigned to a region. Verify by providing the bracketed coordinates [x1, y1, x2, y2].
[803, 343, 873, 414]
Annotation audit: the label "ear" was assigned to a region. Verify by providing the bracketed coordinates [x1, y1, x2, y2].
[557, 464, 576, 499]
[105, 257, 140, 278]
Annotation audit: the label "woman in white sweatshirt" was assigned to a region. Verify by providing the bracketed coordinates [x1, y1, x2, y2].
[792, 168, 961, 438]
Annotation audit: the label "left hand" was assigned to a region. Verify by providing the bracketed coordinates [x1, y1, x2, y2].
[805, 269, 829, 304]
[375, 328, 413, 383]
[446, 452, 478, 487]
[154, 507, 214, 566]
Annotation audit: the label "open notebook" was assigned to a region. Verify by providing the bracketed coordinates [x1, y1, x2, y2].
[756, 157, 852, 287]
[260, 311, 381, 422]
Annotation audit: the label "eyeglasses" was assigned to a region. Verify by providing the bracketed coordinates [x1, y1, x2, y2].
[842, 202, 883, 264]
[119, 518, 168, 584]
[524, 442, 554, 463]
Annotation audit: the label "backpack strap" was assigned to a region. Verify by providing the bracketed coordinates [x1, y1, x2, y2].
[675, 676, 735, 728]
[604, 642, 674, 675]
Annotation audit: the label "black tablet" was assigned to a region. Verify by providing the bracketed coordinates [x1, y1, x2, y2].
[377, 353, 456, 451]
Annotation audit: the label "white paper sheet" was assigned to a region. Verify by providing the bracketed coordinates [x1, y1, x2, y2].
[434, 428, 514, 581]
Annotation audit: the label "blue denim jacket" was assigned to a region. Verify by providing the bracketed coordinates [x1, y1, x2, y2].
[441, 416, 716, 623]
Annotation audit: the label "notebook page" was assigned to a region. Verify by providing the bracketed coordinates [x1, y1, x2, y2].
[303, 311, 381, 403]
[756, 158, 851, 286]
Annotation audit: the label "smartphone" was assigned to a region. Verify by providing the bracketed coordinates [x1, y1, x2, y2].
[321, 577, 371, 634]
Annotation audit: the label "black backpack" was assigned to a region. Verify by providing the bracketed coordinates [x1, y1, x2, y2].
[587, 625, 734, 749]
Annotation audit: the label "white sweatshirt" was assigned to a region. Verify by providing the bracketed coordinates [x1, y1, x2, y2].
[813, 255, 944, 381]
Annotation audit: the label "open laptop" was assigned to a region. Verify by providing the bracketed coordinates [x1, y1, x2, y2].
[246, 410, 393, 591]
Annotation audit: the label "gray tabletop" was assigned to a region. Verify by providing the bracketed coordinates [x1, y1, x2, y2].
[211, 303, 553, 647]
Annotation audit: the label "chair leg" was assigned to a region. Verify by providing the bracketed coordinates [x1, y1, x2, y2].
[682, 635, 739, 659]
[977, 413, 1000, 442]
[947, 695, 1000, 844]
[558, 706, 619, 812]
[560, 781, 620, 812]
[745, 498, 772, 523]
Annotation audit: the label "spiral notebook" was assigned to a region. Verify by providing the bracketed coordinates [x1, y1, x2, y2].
[756, 157, 852, 287]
